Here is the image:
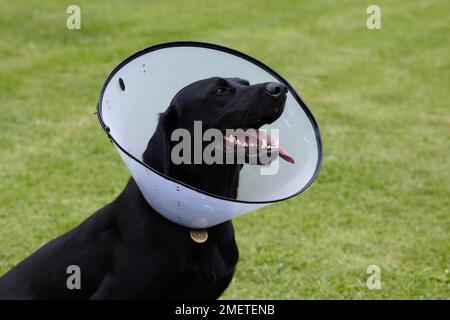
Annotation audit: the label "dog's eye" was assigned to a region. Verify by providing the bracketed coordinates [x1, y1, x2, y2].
[215, 87, 226, 95]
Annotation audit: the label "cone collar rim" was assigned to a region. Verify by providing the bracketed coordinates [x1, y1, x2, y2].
[96, 41, 323, 204]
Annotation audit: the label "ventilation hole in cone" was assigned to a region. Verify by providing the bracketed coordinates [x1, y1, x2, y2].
[119, 77, 125, 91]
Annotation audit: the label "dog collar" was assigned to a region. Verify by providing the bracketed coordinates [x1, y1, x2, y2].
[97, 42, 322, 229]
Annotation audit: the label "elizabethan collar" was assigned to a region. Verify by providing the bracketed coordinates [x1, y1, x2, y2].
[97, 42, 322, 228]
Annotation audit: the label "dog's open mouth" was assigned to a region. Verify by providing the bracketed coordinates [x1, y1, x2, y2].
[222, 129, 295, 164]
[220, 102, 295, 164]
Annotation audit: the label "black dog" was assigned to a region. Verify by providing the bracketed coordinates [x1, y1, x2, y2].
[0, 77, 287, 299]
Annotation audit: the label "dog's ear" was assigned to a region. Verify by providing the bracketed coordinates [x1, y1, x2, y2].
[142, 105, 178, 175]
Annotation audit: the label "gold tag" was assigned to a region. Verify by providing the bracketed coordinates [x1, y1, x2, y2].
[190, 229, 208, 243]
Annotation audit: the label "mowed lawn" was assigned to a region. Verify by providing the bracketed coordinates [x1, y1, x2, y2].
[0, 0, 448, 299]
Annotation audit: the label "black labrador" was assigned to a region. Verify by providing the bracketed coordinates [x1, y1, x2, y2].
[0, 77, 288, 299]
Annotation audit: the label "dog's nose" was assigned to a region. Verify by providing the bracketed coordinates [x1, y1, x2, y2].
[266, 82, 287, 97]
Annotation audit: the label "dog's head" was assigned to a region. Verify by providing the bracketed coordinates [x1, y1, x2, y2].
[143, 77, 292, 198]
[168, 77, 286, 131]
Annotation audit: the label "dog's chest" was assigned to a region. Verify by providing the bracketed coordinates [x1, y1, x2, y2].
[172, 238, 238, 299]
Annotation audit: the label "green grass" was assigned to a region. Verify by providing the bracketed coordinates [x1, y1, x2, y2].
[0, 0, 449, 299]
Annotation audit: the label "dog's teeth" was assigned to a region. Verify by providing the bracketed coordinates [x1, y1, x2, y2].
[261, 139, 267, 149]
[273, 139, 279, 147]
[226, 135, 235, 143]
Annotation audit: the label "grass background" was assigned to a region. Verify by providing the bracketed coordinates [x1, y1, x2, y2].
[0, 0, 448, 299]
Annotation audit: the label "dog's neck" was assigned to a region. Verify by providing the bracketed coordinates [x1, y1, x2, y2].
[142, 107, 243, 199]
[143, 146, 242, 198]
[169, 163, 241, 199]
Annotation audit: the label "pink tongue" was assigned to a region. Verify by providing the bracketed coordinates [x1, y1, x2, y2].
[256, 130, 295, 164]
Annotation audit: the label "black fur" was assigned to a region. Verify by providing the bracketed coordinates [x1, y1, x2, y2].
[0, 77, 287, 299]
